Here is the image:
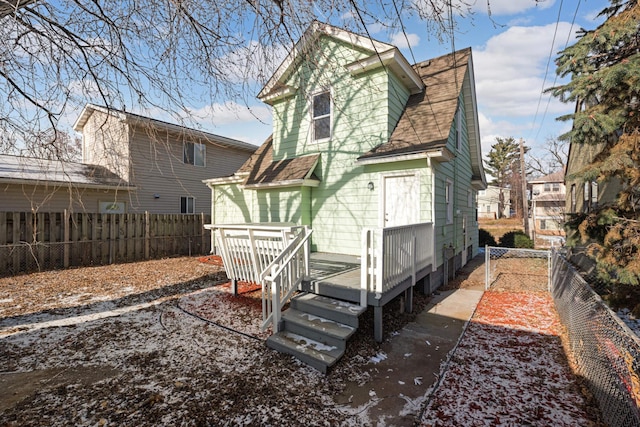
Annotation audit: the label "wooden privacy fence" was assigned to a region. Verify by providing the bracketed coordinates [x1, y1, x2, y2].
[0, 211, 211, 276]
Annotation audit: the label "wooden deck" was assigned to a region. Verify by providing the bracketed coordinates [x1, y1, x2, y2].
[301, 252, 431, 342]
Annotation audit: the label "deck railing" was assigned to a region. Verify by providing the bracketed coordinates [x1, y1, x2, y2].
[260, 227, 312, 331]
[361, 222, 434, 306]
[212, 224, 304, 285]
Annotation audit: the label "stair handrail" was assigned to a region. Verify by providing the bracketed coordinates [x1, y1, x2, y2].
[260, 226, 312, 331]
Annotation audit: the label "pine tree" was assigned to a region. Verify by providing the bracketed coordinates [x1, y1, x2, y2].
[485, 137, 523, 218]
[549, 0, 640, 284]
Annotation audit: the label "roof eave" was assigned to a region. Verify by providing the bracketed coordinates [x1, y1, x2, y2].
[356, 147, 453, 166]
[346, 48, 424, 94]
[0, 177, 135, 191]
[243, 178, 320, 189]
[202, 175, 245, 187]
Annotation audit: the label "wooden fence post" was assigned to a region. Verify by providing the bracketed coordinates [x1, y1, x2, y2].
[144, 211, 150, 260]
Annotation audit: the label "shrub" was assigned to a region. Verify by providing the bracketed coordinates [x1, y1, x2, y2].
[479, 228, 497, 247]
[499, 231, 534, 249]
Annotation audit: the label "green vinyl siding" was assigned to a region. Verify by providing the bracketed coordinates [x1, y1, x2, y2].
[268, 36, 413, 254]
[431, 92, 479, 266]
[212, 183, 310, 227]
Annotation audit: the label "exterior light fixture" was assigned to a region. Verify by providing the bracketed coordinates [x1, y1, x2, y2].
[367, 181, 374, 191]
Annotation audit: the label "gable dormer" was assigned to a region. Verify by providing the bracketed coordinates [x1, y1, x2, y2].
[258, 22, 423, 164]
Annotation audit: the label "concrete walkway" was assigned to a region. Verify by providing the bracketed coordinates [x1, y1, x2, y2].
[333, 259, 485, 425]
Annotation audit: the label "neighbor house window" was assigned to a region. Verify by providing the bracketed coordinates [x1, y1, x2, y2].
[540, 219, 547, 230]
[544, 183, 551, 192]
[181, 196, 195, 214]
[570, 184, 576, 213]
[591, 181, 598, 208]
[312, 90, 331, 141]
[184, 141, 205, 166]
[552, 183, 560, 192]
[446, 180, 454, 224]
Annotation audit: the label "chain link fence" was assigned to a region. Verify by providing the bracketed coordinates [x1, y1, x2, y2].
[485, 246, 551, 292]
[551, 250, 640, 427]
[485, 246, 640, 426]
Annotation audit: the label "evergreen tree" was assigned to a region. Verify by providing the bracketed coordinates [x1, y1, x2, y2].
[484, 137, 527, 218]
[549, 0, 640, 284]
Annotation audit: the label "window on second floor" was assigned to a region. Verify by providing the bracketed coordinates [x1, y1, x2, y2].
[184, 141, 205, 166]
[446, 180, 454, 224]
[552, 183, 560, 192]
[312, 90, 331, 141]
[544, 183, 551, 192]
[570, 184, 576, 213]
[181, 196, 195, 214]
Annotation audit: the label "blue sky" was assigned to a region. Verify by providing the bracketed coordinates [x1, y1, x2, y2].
[170, 0, 610, 163]
[55, 0, 610, 163]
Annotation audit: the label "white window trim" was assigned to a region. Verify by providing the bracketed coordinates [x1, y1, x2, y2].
[181, 196, 195, 214]
[445, 179, 454, 224]
[311, 88, 332, 143]
[184, 141, 206, 167]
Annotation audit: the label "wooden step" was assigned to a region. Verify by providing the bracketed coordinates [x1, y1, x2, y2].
[290, 293, 366, 328]
[266, 331, 344, 374]
[281, 308, 355, 349]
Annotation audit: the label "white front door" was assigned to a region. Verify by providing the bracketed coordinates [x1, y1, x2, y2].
[382, 174, 419, 227]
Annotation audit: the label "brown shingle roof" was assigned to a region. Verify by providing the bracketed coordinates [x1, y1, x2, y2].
[240, 136, 320, 186]
[359, 48, 471, 160]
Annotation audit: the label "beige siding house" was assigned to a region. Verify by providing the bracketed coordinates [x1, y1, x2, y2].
[0, 106, 256, 213]
[530, 171, 565, 247]
[477, 186, 511, 219]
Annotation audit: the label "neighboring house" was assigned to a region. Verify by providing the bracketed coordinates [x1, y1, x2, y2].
[477, 186, 510, 219]
[530, 171, 566, 247]
[0, 154, 131, 213]
[564, 139, 621, 268]
[0, 105, 257, 213]
[203, 22, 486, 368]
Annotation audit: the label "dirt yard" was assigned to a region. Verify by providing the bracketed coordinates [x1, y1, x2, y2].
[0, 255, 601, 426]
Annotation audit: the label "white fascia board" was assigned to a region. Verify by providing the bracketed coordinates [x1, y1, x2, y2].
[356, 148, 453, 166]
[243, 178, 320, 189]
[202, 176, 244, 186]
[346, 48, 424, 94]
[260, 85, 298, 105]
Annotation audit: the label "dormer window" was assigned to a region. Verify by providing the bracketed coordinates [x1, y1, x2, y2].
[312, 90, 331, 141]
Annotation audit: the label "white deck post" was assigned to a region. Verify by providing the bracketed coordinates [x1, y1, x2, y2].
[360, 229, 370, 307]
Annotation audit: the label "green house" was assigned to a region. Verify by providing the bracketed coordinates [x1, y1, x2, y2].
[204, 22, 486, 371]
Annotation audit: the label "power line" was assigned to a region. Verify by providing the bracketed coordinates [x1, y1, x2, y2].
[533, 0, 582, 142]
[528, 0, 565, 141]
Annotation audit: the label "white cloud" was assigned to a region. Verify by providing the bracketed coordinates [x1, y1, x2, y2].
[390, 32, 420, 49]
[186, 101, 271, 127]
[463, 0, 555, 16]
[473, 22, 579, 118]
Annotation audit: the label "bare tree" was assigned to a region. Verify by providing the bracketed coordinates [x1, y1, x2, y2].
[0, 0, 476, 156]
[528, 136, 568, 176]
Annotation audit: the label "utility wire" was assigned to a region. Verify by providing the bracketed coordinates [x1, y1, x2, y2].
[348, 0, 427, 146]
[529, 0, 565, 141]
[533, 0, 582, 142]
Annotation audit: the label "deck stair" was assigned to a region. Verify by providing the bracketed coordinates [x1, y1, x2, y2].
[266, 292, 366, 373]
